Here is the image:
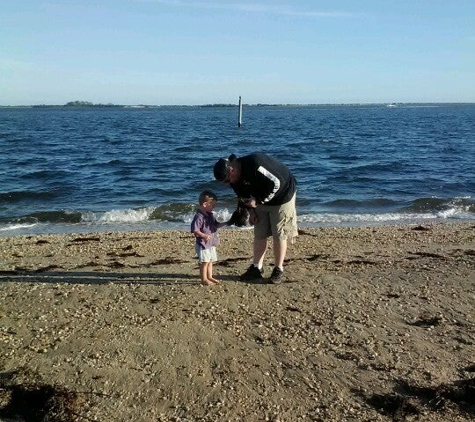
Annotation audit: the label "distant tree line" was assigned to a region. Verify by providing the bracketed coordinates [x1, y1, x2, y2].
[64, 101, 118, 107]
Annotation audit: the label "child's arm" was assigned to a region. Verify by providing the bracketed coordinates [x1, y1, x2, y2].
[193, 229, 212, 242]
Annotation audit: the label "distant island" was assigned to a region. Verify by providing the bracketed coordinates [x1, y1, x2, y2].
[32, 101, 239, 108]
[21, 101, 274, 108]
[64, 101, 122, 107]
[0, 101, 473, 109]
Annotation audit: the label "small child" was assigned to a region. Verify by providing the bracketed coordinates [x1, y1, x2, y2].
[191, 190, 227, 286]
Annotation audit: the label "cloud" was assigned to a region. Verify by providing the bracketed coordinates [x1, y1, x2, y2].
[138, 0, 360, 18]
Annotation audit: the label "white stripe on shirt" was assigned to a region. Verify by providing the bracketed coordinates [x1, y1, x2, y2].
[257, 166, 280, 203]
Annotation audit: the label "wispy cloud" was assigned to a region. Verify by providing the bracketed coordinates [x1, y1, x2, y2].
[138, 0, 360, 18]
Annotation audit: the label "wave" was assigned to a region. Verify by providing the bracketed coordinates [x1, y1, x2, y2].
[19, 211, 83, 224]
[299, 212, 438, 226]
[82, 207, 156, 224]
[0, 223, 38, 232]
[149, 203, 196, 221]
[322, 196, 474, 215]
[402, 197, 475, 214]
[1, 196, 474, 237]
[300, 197, 474, 226]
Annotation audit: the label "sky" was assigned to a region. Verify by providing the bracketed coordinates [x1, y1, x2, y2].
[1, 0, 474, 106]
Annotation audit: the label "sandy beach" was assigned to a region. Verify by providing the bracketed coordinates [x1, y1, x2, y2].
[1, 222, 474, 421]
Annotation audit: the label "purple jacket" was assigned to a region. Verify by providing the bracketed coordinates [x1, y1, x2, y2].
[191, 209, 220, 249]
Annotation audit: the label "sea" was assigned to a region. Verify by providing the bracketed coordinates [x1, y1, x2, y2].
[1, 103, 474, 237]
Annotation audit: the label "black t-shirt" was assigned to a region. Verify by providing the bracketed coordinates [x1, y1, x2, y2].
[230, 153, 296, 206]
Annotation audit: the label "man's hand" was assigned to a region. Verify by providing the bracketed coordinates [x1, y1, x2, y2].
[245, 198, 258, 208]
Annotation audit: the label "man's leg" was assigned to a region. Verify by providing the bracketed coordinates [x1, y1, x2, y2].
[273, 238, 287, 269]
[268, 196, 297, 284]
[240, 208, 270, 281]
[253, 237, 268, 267]
[240, 237, 267, 281]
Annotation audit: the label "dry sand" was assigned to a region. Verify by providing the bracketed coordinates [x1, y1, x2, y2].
[0, 222, 474, 421]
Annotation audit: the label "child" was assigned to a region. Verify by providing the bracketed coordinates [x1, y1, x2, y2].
[191, 190, 227, 286]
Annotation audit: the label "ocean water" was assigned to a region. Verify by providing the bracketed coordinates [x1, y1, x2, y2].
[1, 104, 474, 237]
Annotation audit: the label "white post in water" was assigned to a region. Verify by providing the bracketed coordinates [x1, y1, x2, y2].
[238, 96, 242, 127]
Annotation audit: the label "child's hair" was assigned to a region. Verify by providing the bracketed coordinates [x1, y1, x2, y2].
[199, 190, 217, 204]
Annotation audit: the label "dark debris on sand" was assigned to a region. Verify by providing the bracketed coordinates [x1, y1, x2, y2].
[0, 369, 87, 422]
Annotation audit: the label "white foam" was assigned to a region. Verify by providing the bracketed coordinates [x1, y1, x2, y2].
[81, 207, 154, 224]
[298, 212, 438, 226]
[0, 223, 37, 232]
[437, 207, 473, 220]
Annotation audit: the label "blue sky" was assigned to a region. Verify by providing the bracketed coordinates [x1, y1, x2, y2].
[2, 0, 474, 105]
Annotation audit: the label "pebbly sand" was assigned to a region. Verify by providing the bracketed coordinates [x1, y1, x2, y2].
[0, 222, 474, 421]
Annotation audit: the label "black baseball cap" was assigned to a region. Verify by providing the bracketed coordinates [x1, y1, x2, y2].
[214, 154, 238, 181]
[213, 158, 228, 181]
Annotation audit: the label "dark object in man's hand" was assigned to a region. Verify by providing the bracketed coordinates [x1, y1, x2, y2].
[227, 198, 252, 227]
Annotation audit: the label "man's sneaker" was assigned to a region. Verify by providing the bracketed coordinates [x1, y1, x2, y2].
[240, 265, 263, 281]
[269, 267, 285, 284]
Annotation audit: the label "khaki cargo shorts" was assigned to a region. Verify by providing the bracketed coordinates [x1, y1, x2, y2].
[254, 193, 298, 242]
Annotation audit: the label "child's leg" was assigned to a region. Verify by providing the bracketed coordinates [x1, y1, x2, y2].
[200, 262, 214, 285]
[208, 247, 221, 283]
[206, 262, 221, 284]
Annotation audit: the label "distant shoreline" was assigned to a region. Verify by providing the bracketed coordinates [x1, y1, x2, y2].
[1, 102, 474, 109]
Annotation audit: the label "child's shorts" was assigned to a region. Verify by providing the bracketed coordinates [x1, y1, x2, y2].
[195, 245, 218, 263]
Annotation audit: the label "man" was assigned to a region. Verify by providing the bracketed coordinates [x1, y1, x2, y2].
[214, 153, 297, 284]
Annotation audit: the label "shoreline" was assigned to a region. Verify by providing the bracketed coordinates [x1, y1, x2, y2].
[1, 222, 474, 421]
[2, 212, 474, 239]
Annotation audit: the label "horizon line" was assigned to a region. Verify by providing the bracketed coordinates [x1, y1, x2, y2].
[1, 101, 475, 108]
